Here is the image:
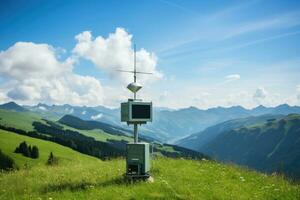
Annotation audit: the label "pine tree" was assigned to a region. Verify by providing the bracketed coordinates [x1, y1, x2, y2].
[47, 152, 57, 165]
[19, 141, 27, 154]
[23, 146, 31, 157]
[31, 146, 39, 159]
[28, 145, 32, 156]
[14, 146, 20, 153]
[0, 149, 18, 170]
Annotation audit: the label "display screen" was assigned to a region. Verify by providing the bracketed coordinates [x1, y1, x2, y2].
[132, 104, 151, 119]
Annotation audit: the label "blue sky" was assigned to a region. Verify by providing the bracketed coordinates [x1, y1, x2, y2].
[0, 0, 300, 108]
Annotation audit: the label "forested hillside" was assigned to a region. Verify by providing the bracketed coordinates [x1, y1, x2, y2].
[200, 114, 300, 179]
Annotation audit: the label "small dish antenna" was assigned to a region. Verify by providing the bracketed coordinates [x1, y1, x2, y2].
[116, 44, 153, 99]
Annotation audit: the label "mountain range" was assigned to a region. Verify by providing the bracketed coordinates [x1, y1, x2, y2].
[2, 101, 300, 142]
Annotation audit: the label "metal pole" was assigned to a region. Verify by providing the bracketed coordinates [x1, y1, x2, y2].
[134, 123, 138, 143]
[134, 44, 136, 83]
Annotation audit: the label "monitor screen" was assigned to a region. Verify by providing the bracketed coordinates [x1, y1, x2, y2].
[131, 104, 151, 119]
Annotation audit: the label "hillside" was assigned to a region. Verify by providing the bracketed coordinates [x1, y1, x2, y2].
[0, 130, 299, 199]
[177, 114, 284, 151]
[0, 109, 206, 161]
[0, 109, 42, 131]
[198, 114, 300, 179]
[0, 129, 98, 168]
[59, 114, 132, 137]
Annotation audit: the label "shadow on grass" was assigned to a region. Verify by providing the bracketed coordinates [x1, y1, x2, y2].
[41, 176, 142, 193]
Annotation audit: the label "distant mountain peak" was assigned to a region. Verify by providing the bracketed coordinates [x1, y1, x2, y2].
[0, 101, 27, 112]
[256, 105, 267, 109]
[276, 103, 290, 108]
[37, 103, 48, 107]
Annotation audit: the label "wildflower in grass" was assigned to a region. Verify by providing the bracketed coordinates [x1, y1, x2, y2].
[239, 176, 245, 182]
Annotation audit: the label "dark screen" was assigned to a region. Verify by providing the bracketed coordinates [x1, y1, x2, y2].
[132, 105, 151, 119]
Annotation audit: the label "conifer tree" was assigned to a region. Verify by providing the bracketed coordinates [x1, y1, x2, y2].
[47, 152, 57, 165]
[0, 149, 18, 170]
[31, 146, 39, 159]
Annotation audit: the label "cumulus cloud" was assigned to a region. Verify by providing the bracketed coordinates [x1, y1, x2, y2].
[0, 42, 72, 80]
[225, 74, 241, 82]
[253, 87, 267, 99]
[0, 42, 105, 106]
[0, 28, 163, 107]
[73, 28, 163, 84]
[253, 87, 268, 105]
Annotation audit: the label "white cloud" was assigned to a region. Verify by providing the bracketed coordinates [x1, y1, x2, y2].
[0, 42, 105, 106]
[0, 42, 72, 80]
[296, 84, 300, 102]
[73, 28, 163, 85]
[91, 113, 103, 120]
[297, 84, 300, 92]
[225, 74, 240, 82]
[223, 11, 300, 39]
[253, 87, 267, 99]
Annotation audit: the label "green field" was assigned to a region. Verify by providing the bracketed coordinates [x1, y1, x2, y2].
[0, 109, 43, 131]
[0, 129, 98, 168]
[0, 130, 299, 200]
[58, 122, 133, 143]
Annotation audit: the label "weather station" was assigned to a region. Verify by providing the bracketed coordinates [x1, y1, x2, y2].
[119, 45, 153, 180]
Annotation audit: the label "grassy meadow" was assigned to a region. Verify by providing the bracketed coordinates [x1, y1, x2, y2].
[1, 130, 299, 200]
[0, 110, 43, 131]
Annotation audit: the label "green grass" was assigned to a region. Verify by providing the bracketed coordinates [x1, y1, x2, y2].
[0, 109, 43, 131]
[0, 129, 98, 168]
[0, 130, 299, 200]
[58, 122, 133, 143]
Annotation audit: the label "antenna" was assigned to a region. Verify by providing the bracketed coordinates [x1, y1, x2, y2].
[134, 44, 136, 83]
[116, 44, 153, 99]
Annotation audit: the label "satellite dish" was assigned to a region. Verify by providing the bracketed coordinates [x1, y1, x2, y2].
[127, 82, 142, 93]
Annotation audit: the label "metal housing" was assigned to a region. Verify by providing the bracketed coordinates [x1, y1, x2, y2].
[121, 100, 152, 123]
[126, 143, 150, 177]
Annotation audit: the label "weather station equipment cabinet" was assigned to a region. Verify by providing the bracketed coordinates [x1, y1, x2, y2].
[121, 100, 152, 123]
[119, 45, 153, 179]
[126, 143, 150, 177]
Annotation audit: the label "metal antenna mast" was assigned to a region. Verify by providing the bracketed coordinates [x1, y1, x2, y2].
[133, 44, 137, 99]
[134, 44, 136, 82]
[117, 44, 153, 143]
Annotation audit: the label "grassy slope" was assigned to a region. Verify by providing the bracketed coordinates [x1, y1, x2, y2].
[0, 131, 299, 200]
[0, 109, 183, 154]
[58, 122, 133, 143]
[0, 109, 43, 131]
[0, 109, 132, 143]
[0, 129, 98, 168]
